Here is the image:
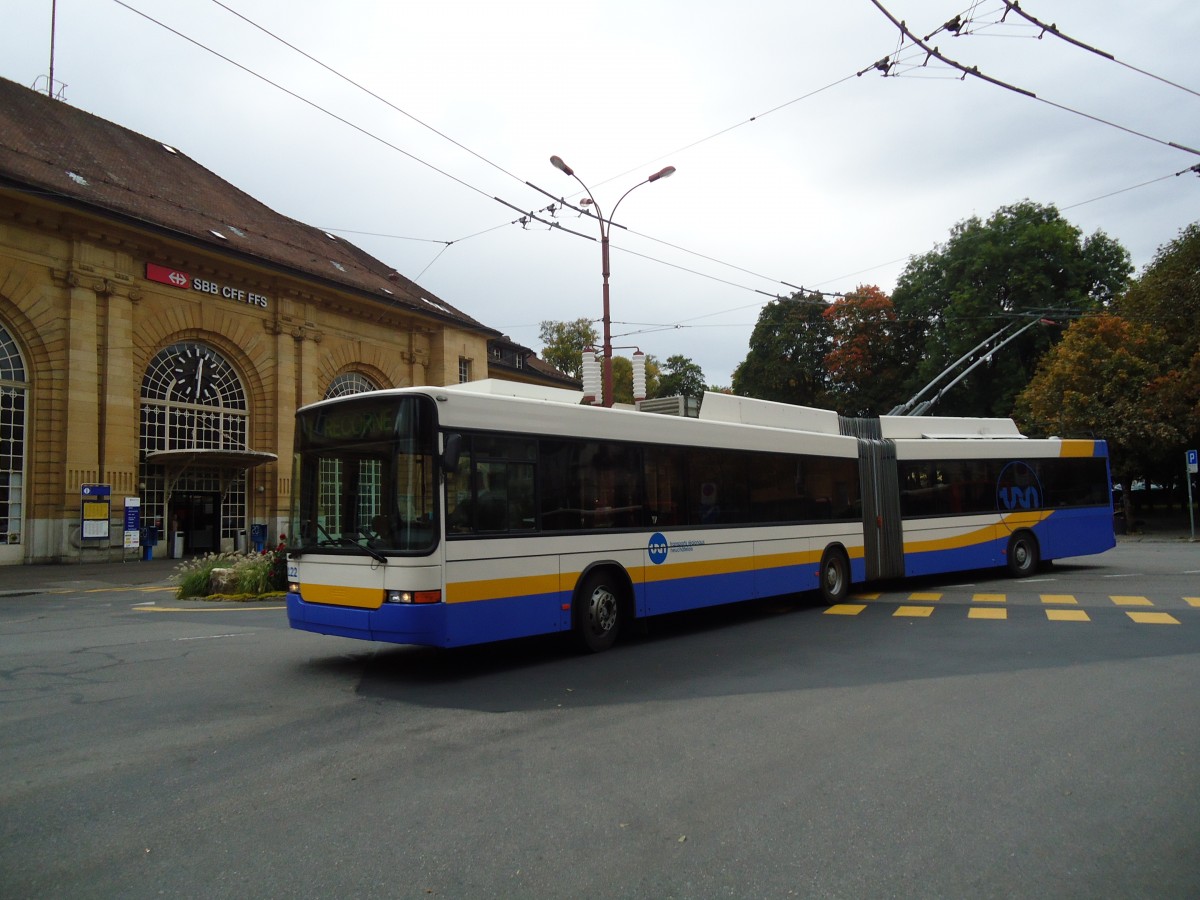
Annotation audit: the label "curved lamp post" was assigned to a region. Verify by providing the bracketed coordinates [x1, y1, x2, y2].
[550, 155, 675, 407]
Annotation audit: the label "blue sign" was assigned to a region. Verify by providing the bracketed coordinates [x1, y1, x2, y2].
[124, 501, 141, 534]
[647, 532, 669, 565]
[81, 483, 110, 497]
[1188, 449, 1198, 473]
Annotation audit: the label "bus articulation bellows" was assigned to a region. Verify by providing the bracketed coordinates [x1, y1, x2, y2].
[285, 381, 1115, 651]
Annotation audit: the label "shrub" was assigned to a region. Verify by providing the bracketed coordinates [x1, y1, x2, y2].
[175, 552, 243, 599]
[174, 547, 288, 599]
[233, 552, 274, 595]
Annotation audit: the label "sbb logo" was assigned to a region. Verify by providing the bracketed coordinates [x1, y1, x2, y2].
[647, 532, 669, 565]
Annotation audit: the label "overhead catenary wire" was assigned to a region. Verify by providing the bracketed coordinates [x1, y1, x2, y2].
[101, 1, 1197, 354]
[865, 0, 1200, 157]
[206, 0, 531, 186]
[997, 0, 1200, 99]
[112, 0, 862, 303]
[109, 0, 497, 202]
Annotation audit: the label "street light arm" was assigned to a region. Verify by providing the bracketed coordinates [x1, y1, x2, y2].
[548, 155, 676, 408]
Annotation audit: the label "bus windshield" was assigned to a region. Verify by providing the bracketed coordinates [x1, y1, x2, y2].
[288, 395, 438, 555]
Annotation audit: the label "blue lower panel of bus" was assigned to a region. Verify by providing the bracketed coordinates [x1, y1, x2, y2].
[902, 508, 1114, 578]
[1038, 508, 1115, 560]
[645, 569, 758, 617]
[643, 559, 836, 616]
[903, 537, 1003, 578]
[287, 591, 569, 648]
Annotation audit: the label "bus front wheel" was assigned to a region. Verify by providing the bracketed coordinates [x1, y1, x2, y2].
[1006, 531, 1039, 578]
[819, 549, 850, 604]
[574, 570, 624, 653]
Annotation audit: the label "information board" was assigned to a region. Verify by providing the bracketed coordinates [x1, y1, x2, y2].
[80, 484, 111, 541]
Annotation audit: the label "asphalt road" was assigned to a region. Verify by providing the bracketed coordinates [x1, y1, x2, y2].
[2, 541, 1198, 898]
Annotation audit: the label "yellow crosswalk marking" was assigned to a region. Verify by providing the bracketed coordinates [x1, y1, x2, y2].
[1111, 596, 1153, 607]
[824, 603, 867, 616]
[1040, 594, 1078, 604]
[1046, 609, 1090, 622]
[1184, 597, 1200, 608]
[1126, 611, 1179, 625]
[972, 593, 1006, 603]
[909, 592, 942, 601]
[894, 605, 934, 617]
[969, 608, 1007, 620]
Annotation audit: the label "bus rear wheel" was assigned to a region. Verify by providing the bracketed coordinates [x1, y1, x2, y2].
[819, 549, 850, 604]
[574, 570, 624, 653]
[1006, 531, 1039, 578]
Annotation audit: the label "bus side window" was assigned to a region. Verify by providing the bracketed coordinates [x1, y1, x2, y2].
[506, 463, 535, 530]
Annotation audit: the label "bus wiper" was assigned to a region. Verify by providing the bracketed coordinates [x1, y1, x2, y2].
[322, 536, 388, 564]
[291, 538, 387, 564]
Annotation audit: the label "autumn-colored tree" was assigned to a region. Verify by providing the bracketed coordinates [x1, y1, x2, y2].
[822, 285, 906, 416]
[1111, 222, 1200, 485]
[731, 293, 832, 406]
[1013, 314, 1176, 506]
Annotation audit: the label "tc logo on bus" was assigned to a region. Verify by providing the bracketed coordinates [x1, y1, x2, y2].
[996, 461, 1042, 511]
[648, 532, 669, 565]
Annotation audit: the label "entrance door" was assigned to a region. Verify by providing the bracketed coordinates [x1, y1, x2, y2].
[168, 492, 220, 556]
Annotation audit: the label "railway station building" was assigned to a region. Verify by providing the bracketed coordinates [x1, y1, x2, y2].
[0, 76, 574, 566]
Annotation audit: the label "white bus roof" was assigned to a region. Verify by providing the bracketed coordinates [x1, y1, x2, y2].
[879, 415, 1023, 439]
[301, 381, 1029, 447]
[697, 392, 842, 435]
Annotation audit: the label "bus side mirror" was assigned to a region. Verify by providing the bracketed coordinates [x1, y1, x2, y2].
[442, 433, 463, 475]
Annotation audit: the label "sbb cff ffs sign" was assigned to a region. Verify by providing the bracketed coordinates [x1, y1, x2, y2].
[145, 263, 269, 308]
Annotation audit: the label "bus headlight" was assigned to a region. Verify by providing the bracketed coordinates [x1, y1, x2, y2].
[288, 581, 301, 594]
[385, 590, 442, 604]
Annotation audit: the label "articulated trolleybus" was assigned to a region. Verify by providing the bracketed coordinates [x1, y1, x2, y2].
[286, 380, 1115, 651]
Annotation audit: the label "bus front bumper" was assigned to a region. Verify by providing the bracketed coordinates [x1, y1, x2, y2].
[286, 592, 447, 646]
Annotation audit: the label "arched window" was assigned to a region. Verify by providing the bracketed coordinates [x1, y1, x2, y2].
[141, 342, 248, 451]
[325, 371, 379, 399]
[139, 343, 249, 551]
[0, 322, 28, 549]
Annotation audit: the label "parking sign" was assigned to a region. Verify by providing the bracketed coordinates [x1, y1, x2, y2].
[1188, 449, 1198, 474]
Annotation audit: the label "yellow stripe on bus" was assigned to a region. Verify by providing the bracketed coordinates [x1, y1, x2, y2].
[1057, 440, 1096, 458]
[644, 554, 752, 583]
[446, 544, 866, 603]
[301, 584, 383, 609]
[904, 511, 1052, 554]
[446, 572, 562, 604]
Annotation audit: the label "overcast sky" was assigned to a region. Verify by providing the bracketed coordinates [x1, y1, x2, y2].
[4, 1, 1197, 385]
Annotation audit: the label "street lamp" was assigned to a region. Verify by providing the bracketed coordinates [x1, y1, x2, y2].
[550, 155, 675, 407]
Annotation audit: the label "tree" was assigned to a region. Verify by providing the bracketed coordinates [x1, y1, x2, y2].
[1013, 314, 1179, 523]
[1115, 223, 1200, 358]
[821, 285, 907, 416]
[891, 201, 1132, 417]
[1111, 222, 1200, 481]
[731, 293, 832, 406]
[654, 354, 706, 400]
[610, 354, 661, 405]
[538, 318, 598, 380]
